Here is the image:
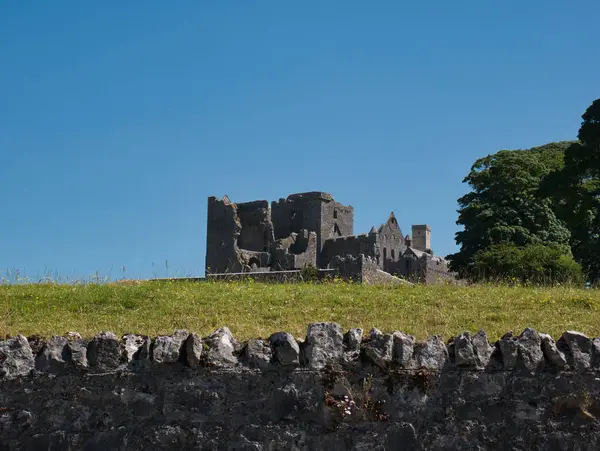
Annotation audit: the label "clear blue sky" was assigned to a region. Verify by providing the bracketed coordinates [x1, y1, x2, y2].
[1, 1, 598, 282]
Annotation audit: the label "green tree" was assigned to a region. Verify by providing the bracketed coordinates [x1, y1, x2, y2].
[448, 142, 573, 278]
[471, 243, 583, 286]
[541, 99, 600, 282]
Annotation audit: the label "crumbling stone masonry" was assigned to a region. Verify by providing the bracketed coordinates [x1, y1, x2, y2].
[2, 326, 600, 450]
[206, 191, 457, 283]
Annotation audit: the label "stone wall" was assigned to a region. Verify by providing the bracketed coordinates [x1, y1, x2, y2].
[205, 196, 244, 274]
[272, 230, 318, 271]
[206, 268, 335, 282]
[236, 200, 274, 253]
[327, 254, 366, 282]
[423, 257, 457, 284]
[377, 214, 407, 274]
[2, 325, 600, 450]
[270, 192, 353, 267]
[321, 234, 379, 269]
[320, 198, 354, 247]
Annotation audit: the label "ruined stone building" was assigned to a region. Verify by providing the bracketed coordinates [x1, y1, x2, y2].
[205, 192, 456, 283]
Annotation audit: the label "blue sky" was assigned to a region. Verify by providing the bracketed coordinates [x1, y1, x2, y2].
[1, 1, 598, 281]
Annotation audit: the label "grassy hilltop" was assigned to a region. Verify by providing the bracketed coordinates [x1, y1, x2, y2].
[2, 280, 600, 341]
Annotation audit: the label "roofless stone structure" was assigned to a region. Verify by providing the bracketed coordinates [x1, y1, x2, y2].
[206, 191, 456, 283]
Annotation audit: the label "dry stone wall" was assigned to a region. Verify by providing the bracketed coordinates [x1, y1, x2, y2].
[2, 324, 600, 450]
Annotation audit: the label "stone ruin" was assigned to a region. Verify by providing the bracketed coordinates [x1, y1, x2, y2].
[205, 191, 456, 283]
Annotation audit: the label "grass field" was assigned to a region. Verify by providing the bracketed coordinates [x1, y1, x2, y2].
[1, 280, 600, 341]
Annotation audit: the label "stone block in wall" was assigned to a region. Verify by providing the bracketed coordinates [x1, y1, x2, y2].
[517, 328, 544, 372]
[185, 333, 203, 368]
[244, 338, 272, 369]
[269, 332, 300, 367]
[557, 330, 592, 370]
[392, 331, 415, 367]
[122, 334, 147, 362]
[472, 330, 494, 367]
[152, 330, 189, 364]
[540, 333, 567, 368]
[204, 327, 239, 367]
[304, 322, 343, 370]
[498, 332, 518, 370]
[499, 329, 546, 372]
[343, 328, 363, 353]
[364, 329, 394, 368]
[343, 328, 363, 363]
[35, 335, 69, 372]
[454, 330, 493, 369]
[66, 336, 89, 369]
[87, 331, 121, 371]
[0, 335, 34, 378]
[454, 332, 475, 367]
[414, 336, 448, 370]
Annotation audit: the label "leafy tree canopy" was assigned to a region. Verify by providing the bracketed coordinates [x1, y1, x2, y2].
[448, 141, 573, 277]
[541, 99, 600, 282]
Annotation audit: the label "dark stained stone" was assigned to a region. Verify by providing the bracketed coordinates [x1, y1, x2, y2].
[245, 338, 272, 369]
[87, 331, 121, 371]
[269, 332, 300, 367]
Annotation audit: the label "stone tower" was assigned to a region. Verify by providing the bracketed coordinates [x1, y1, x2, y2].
[411, 224, 431, 252]
[271, 192, 353, 266]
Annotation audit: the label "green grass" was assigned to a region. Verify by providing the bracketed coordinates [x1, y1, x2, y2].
[1, 280, 600, 341]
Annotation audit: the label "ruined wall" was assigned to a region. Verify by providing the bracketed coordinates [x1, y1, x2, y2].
[377, 214, 407, 274]
[271, 193, 324, 240]
[423, 257, 457, 284]
[361, 259, 406, 286]
[321, 233, 379, 269]
[399, 254, 457, 284]
[237, 249, 271, 270]
[2, 325, 600, 450]
[205, 197, 273, 273]
[236, 201, 274, 253]
[320, 199, 353, 245]
[205, 196, 243, 274]
[272, 230, 318, 270]
[207, 268, 336, 282]
[327, 254, 366, 282]
[271, 192, 353, 267]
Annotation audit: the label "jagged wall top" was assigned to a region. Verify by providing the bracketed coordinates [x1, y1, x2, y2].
[2, 324, 599, 379]
[285, 192, 334, 202]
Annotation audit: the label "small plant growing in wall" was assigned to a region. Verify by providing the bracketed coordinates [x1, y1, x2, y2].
[300, 264, 319, 282]
[324, 374, 390, 426]
[324, 392, 357, 419]
[359, 375, 389, 422]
